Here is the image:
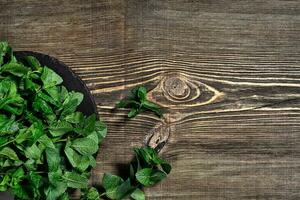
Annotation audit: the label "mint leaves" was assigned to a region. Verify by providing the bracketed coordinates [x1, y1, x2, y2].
[86, 147, 171, 200]
[0, 42, 107, 200]
[116, 86, 163, 118]
[0, 42, 171, 200]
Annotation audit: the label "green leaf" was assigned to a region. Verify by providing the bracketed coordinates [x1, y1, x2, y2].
[84, 114, 96, 134]
[77, 155, 90, 172]
[25, 143, 42, 160]
[116, 179, 136, 199]
[45, 86, 60, 103]
[65, 112, 83, 124]
[64, 145, 79, 168]
[46, 147, 61, 172]
[95, 120, 107, 140]
[29, 171, 42, 197]
[60, 91, 83, 117]
[46, 171, 67, 200]
[37, 91, 60, 107]
[135, 168, 167, 186]
[1, 62, 29, 77]
[24, 56, 41, 71]
[102, 173, 123, 191]
[116, 99, 140, 108]
[134, 147, 171, 173]
[62, 171, 88, 189]
[64, 144, 91, 172]
[131, 188, 145, 200]
[116, 85, 163, 118]
[128, 108, 139, 118]
[59, 193, 70, 200]
[24, 76, 40, 91]
[41, 66, 63, 88]
[161, 162, 172, 174]
[33, 96, 54, 115]
[86, 187, 100, 200]
[71, 138, 98, 156]
[0, 147, 19, 160]
[0, 175, 10, 191]
[11, 184, 30, 200]
[11, 167, 24, 186]
[137, 86, 147, 102]
[0, 114, 19, 135]
[0, 137, 8, 146]
[142, 100, 162, 117]
[49, 120, 73, 137]
[38, 134, 55, 149]
[0, 41, 9, 66]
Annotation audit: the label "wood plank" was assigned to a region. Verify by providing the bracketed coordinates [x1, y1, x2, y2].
[1, 0, 300, 199]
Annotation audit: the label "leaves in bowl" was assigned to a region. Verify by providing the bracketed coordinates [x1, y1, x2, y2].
[0, 41, 107, 200]
[0, 41, 171, 200]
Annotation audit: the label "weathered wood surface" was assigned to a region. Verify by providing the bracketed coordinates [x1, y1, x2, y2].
[1, 0, 300, 199]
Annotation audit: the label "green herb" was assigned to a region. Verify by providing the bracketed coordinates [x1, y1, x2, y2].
[116, 86, 163, 118]
[0, 42, 107, 200]
[0, 42, 171, 200]
[82, 147, 171, 200]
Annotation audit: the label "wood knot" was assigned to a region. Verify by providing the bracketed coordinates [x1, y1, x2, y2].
[144, 123, 171, 152]
[164, 77, 190, 100]
[148, 72, 223, 108]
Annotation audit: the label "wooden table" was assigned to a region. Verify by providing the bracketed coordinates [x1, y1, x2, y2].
[1, 1, 300, 199]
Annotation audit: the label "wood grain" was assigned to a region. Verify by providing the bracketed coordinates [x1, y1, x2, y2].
[1, 0, 300, 199]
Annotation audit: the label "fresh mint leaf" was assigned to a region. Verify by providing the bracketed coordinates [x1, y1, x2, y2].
[128, 108, 139, 118]
[41, 67, 63, 88]
[49, 120, 73, 137]
[1, 62, 29, 77]
[86, 187, 100, 200]
[45, 147, 61, 172]
[60, 91, 84, 117]
[59, 193, 70, 200]
[71, 137, 98, 156]
[28, 171, 42, 198]
[114, 179, 135, 200]
[0, 147, 19, 161]
[37, 135, 55, 149]
[11, 184, 30, 200]
[65, 112, 83, 124]
[25, 143, 42, 160]
[142, 100, 162, 117]
[137, 87, 147, 102]
[131, 188, 145, 200]
[24, 56, 42, 71]
[116, 85, 163, 118]
[135, 168, 166, 186]
[45, 173, 67, 200]
[33, 96, 54, 115]
[94, 120, 107, 140]
[0, 114, 19, 135]
[62, 171, 88, 189]
[0, 41, 9, 66]
[102, 173, 124, 191]
[116, 99, 140, 109]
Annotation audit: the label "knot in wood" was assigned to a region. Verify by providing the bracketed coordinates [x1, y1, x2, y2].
[164, 77, 190, 98]
[164, 77, 190, 99]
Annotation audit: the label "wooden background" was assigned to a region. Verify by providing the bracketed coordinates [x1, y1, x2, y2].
[1, 0, 300, 199]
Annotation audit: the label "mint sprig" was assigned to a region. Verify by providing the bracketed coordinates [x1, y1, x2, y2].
[82, 147, 171, 200]
[116, 86, 163, 118]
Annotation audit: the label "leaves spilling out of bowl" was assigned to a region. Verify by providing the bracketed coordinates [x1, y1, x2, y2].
[0, 42, 171, 200]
